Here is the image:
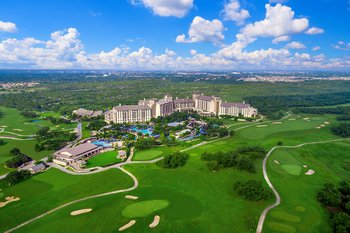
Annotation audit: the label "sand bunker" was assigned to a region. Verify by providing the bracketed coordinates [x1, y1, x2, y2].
[272, 122, 282, 124]
[324, 121, 330, 124]
[13, 129, 23, 132]
[256, 125, 268, 128]
[320, 124, 325, 127]
[0, 196, 20, 208]
[0, 125, 8, 128]
[149, 215, 160, 228]
[303, 118, 309, 120]
[125, 195, 139, 200]
[274, 160, 280, 165]
[70, 208, 92, 216]
[119, 220, 136, 231]
[303, 165, 308, 168]
[316, 127, 321, 129]
[305, 169, 315, 175]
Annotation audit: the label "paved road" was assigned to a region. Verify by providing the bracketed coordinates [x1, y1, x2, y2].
[256, 138, 350, 233]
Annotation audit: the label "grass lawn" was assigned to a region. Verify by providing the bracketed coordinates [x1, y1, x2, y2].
[0, 107, 40, 135]
[81, 122, 91, 139]
[0, 113, 348, 233]
[0, 168, 134, 233]
[133, 148, 164, 161]
[122, 199, 169, 218]
[0, 140, 51, 164]
[86, 151, 123, 168]
[263, 141, 350, 233]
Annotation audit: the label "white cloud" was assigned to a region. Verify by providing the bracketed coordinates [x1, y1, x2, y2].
[222, 0, 250, 25]
[0, 27, 348, 70]
[286, 41, 306, 49]
[305, 27, 324, 35]
[240, 4, 309, 40]
[272, 35, 290, 44]
[0, 20, 17, 33]
[269, 0, 287, 3]
[312, 46, 321, 51]
[131, 0, 194, 17]
[332, 41, 350, 51]
[176, 16, 225, 44]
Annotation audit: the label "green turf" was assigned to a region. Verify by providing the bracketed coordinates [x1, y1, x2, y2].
[122, 199, 169, 218]
[0, 140, 51, 165]
[266, 221, 296, 233]
[280, 165, 302, 176]
[0, 168, 134, 232]
[86, 151, 123, 168]
[0, 107, 40, 135]
[270, 211, 301, 223]
[1, 113, 348, 233]
[133, 148, 164, 161]
[264, 141, 350, 233]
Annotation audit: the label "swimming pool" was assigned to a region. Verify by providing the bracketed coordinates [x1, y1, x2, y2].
[92, 140, 113, 148]
[130, 126, 153, 135]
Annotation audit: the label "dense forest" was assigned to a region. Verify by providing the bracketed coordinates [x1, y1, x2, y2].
[1, 77, 350, 117]
[245, 92, 350, 119]
[318, 182, 350, 233]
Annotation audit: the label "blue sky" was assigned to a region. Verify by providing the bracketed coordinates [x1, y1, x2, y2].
[0, 0, 349, 70]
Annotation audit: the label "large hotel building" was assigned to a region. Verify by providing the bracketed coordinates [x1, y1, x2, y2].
[105, 93, 258, 124]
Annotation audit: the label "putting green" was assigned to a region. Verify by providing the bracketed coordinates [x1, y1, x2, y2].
[295, 206, 306, 212]
[267, 221, 296, 233]
[270, 211, 301, 223]
[122, 200, 169, 218]
[134, 149, 163, 160]
[281, 164, 302, 176]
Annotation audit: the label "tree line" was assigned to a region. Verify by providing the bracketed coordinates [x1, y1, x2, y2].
[331, 123, 350, 138]
[245, 92, 350, 119]
[234, 180, 272, 201]
[4, 148, 32, 168]
[318, 182, 350, 233]
[156, 152, 189, 168]
[201, 146, 266, 173]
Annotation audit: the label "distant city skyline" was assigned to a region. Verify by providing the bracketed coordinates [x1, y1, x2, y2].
[0, 0, 349, 70]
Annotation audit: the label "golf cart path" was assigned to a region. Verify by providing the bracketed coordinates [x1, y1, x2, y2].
[256, 138, 350, 233]
[4, 166, 138, 233]
[3, 113, 290, 232]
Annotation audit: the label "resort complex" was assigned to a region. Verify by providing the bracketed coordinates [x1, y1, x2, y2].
[105, 93, 258, 124]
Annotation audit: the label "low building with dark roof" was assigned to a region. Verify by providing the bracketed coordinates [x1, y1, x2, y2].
[29, 163, 46, 174]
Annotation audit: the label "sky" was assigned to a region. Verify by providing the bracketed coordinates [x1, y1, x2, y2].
[0, 0, 349, 70]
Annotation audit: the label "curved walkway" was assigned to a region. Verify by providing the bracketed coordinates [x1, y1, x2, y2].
[4, 166, 138, 233]
[256, 138, 350, 233]
[0, 136, 34, 141]
[3, 113, 291, 232]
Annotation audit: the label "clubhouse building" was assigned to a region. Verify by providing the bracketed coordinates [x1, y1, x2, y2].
[105, 93, 258, 124]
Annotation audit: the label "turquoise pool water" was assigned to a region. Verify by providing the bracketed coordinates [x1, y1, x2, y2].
[130, 126, 153, 135]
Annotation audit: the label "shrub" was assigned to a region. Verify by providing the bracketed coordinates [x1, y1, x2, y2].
[157, 152, 189, 168]
[331, 124, 350, 138]
[3, 170, 32, 186]
[233, 180, 272, 201]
